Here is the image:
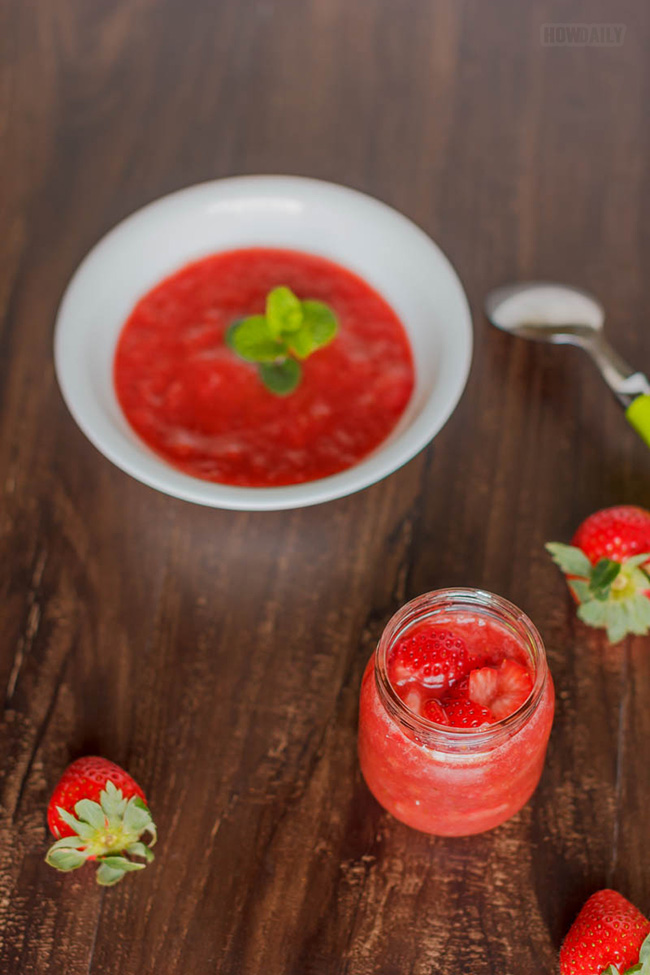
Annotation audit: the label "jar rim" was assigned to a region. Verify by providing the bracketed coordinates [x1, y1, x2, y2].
[374, 588, 548, 750]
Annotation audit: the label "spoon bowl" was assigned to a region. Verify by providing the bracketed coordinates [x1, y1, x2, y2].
[484, 280, 650, 440]
[485, 282, 605, 345]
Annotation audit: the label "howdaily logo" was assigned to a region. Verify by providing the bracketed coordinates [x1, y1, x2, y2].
[541, 23, 626, 47]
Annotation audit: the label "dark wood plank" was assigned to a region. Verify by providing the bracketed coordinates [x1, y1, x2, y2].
[1, 0, 650, 972]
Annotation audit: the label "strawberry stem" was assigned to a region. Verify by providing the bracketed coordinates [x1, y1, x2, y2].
[546, 543, 650, 643]
[589, 559, 622, 600]
[45, 781, 156, 886]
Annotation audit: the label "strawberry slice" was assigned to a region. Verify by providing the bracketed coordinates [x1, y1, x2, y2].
[389, 629, 469, 695]
[402, 685, 425, 716]
[444, 699, 493, 728]
[468, 659, 532, 720]
[467, 666, 498, 706]
[446, 675, 469, 700]
[422, 699, 450, 725]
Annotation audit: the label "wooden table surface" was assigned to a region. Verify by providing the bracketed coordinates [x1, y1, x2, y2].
[2, 0, 650, 971]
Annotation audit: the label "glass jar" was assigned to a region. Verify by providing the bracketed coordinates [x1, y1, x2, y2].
[358, 589, 555, 836]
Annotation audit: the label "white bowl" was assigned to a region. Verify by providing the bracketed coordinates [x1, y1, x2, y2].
[54, 176, 472, 510]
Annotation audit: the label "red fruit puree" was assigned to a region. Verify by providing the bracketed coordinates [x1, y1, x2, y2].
[358, 590, 555, 836]
[114, 248, 414, 487]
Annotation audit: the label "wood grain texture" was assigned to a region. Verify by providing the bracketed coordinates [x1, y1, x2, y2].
[1, 0, 650, 971]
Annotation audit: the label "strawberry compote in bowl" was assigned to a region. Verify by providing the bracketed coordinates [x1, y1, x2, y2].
[358, 589, 555, 836]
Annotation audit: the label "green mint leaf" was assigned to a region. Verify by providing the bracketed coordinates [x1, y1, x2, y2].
[545, 543, 592, 578]
[259, 359, 301, 396]
[589, 558, 621, 599]
[229, 316, 286, 362]
[266, 286, 303, 337]
[286, 301, 338, 360]
[286, 323, 316, 360]
[225, 319, 243, 351]
[301, 299, 338, 348]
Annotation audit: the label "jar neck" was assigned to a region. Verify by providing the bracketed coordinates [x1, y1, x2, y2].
[374, 588, 548, 751]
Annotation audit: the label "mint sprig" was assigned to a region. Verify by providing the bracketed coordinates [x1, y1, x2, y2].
[227, 286, 338, 395]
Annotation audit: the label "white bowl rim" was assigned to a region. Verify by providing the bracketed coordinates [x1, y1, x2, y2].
[54, 175, 473, 510]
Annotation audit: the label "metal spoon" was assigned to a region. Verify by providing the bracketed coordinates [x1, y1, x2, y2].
[485, 281, 650, 447]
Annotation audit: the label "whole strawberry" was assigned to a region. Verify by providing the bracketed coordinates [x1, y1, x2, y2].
[547, 505, 650, 643]
[46, 756, 156, 886]
[560, 889, 650, 975]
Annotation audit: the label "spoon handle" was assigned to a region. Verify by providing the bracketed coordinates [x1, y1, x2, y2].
[582, 333, 650, 447]
[626, 395, 650, 447]
[582, 332, 645, 404]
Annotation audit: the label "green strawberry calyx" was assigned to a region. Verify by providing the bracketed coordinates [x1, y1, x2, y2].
[602, 932, 650, 974]
[45, 780, 156, 886]
[546, 543, 650, 643]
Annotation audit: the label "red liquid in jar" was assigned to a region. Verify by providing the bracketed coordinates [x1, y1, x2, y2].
[358, 596, 555, 836]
